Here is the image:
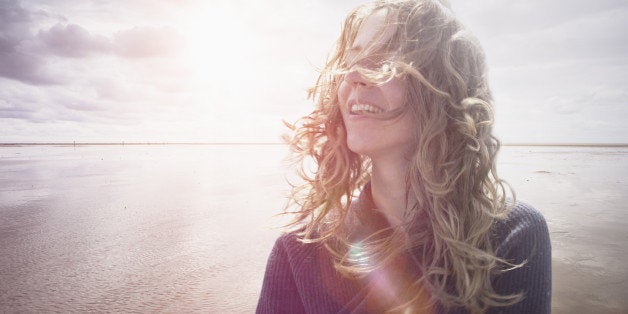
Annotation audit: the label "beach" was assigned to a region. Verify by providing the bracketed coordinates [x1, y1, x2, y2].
[0, 144, 627, 313]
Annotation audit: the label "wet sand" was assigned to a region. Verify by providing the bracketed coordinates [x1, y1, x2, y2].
[498, 146, 628, 313]
[0, 144, 626, 313]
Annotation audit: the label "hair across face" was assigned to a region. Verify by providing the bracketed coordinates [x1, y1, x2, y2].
[337, 8, 417, 160]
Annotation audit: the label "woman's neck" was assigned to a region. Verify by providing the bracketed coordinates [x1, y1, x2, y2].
[370, 155, 414, 227]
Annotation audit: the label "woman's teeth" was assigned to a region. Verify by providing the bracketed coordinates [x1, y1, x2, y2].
[350, 104, 385, 114]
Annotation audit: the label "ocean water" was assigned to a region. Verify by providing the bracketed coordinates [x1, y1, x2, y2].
[0, 144, 627, 313]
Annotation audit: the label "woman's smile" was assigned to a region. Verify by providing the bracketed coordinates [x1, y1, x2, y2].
[349, 103, 386, 115]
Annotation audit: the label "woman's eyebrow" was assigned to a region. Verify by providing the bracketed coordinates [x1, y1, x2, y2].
[345, 45, 364, 61]
[349, 45, 363, 52]
[346, 45, 363, 56]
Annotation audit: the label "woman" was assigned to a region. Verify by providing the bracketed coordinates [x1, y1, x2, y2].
[258, 0, 551, 313]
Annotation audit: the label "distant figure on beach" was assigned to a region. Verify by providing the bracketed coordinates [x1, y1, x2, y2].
[257, 1, 551, 313]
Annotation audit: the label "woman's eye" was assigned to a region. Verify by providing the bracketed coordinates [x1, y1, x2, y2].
[360, 58, 393, 72]
[359, 58, 378, 69]
[338, 54, 394, 76]
[337, 58, 353, 71]
[380, 62, 391, 72]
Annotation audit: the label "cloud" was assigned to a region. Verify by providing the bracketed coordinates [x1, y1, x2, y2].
[113, 26, 183, 59]
[485, 6, 628, 68]
[453, 0, 628, 144]
[36, 23, 185, 60]
[0, 1, 33, 40]
[0, 98, 37, 120]
[37, 23, 111, 58]
[0, 48, 60, 85]
[454, 0, 627, 38]
[0, 1, 185, 88]
[0, 81, 49, 122]
[0, 1, 60, 84]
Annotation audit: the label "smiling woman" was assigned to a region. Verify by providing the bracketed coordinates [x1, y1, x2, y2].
[257, 1, 552, 313]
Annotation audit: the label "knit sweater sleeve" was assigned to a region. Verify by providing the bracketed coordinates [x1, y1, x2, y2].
[256, 235, 305, 314]
[488, 202, 552, 314]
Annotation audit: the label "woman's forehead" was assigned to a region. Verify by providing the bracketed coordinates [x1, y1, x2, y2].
[354, 10, 394, 50]
[348, 9, 397, 59]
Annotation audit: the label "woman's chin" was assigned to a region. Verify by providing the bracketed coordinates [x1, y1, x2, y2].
[347, 140, 384, 159]
[346, 139, 371, 156]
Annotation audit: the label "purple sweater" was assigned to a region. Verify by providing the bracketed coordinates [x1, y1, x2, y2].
[257, 193, 552, 313]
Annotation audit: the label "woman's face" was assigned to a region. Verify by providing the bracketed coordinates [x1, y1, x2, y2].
[337, 9, 417, 161]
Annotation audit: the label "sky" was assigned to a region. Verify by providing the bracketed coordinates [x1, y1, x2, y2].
[1, 0, 627, 144]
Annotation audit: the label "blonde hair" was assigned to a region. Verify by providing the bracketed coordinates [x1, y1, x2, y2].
[283, 0, 521, 312]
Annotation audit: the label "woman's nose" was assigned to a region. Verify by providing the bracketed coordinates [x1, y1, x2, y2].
[344, 69, 369, 87]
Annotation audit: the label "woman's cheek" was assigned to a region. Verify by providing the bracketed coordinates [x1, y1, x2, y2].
[337, 81, 350, 106]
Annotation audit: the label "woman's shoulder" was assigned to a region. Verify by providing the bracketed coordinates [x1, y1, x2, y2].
[270, 231, 326, 270]
[261, 231, 361, 312]
[488, 202, 552, 313]
[498, 201, 547, 227]
[491, 201, 551, 256]
[272, 231, 308, 252]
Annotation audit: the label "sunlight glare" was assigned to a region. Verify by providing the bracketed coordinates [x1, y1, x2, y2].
[180, 3, 251, 91]
[178, 2, 260, 137]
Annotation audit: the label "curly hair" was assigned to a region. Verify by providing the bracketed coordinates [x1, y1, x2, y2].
[283, 0, 521, 312]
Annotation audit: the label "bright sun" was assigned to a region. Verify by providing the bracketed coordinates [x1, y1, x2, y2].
[176, 2, 263, 137]
[180, 2, 251, 89]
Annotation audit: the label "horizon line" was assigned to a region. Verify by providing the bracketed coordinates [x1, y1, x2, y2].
[1, 142, 628, 148]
